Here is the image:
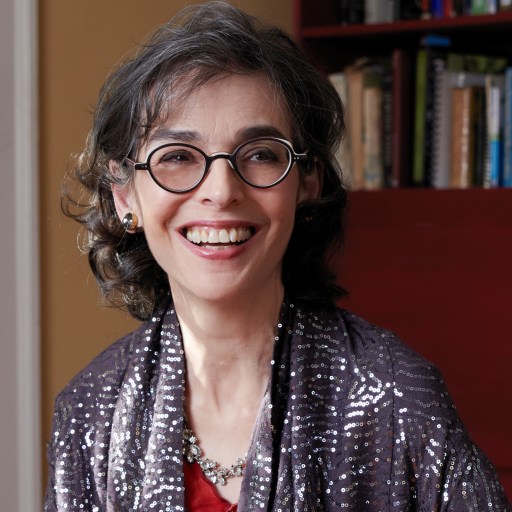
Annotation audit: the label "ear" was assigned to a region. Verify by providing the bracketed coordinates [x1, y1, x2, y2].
[297, 159, 323, 204]
[109, 160, 142, 227]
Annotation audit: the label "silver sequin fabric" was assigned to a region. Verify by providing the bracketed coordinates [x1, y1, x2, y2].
[45, 298, 511, 511]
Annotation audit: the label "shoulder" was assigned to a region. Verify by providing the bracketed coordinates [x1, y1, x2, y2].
[51, 319, 154, 418]
[293, 303, 456, 419]
[294, 302, 434, 370]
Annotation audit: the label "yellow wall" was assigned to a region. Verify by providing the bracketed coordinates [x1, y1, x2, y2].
[40, 0, 292, 481]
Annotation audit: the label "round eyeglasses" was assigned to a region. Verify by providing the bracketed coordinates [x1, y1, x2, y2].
[130, 137, 309, 194]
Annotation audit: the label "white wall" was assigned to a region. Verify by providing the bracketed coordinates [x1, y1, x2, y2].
[0, 0, 41, 509]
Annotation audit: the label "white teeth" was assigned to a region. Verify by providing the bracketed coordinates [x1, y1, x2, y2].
[208, 230, 219, 244]
[219, 229, 230, 243]
[185, 226, 253, 245]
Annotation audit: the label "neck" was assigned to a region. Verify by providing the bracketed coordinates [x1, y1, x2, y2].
[172, 282, 284, 413]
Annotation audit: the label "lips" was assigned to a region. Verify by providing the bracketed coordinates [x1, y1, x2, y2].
[183, 226, 254, 246]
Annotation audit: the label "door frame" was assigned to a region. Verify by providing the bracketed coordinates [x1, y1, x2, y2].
[0, 0, 41, 508]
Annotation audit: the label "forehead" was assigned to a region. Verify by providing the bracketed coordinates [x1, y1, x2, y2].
[142, 73, 292, 150]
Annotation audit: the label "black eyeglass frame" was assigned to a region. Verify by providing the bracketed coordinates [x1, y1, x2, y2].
[129, 137, 310, 194]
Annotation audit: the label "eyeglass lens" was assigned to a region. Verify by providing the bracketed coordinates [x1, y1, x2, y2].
[148, 139, 291, 192]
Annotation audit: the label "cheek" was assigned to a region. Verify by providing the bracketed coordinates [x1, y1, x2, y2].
[134, 178, 181, 227]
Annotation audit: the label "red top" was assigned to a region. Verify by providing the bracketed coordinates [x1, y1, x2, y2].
[183, 461, 238, 512]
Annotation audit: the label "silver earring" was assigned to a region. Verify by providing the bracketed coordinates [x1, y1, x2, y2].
[122, 212, 138, 232]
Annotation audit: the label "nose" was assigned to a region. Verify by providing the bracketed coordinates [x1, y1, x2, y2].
[195, 156, 245, 207]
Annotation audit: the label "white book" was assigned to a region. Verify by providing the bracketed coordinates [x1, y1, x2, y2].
[433, 70, 487, 188]
[365, 0, 393, 23]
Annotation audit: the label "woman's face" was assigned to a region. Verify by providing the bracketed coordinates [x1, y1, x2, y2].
[112, 73, 320, 304]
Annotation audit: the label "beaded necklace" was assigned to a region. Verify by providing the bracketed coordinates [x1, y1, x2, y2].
[183, 426, 246, 486]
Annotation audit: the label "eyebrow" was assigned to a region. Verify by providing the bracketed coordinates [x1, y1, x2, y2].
[236, 125, 288, 141]
[146, 125, 288, 148]
[146, 129, 200, 146]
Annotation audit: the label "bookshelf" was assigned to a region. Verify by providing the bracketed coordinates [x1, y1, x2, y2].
[296, 7, 512, 69]
[294, 0, 512, 501]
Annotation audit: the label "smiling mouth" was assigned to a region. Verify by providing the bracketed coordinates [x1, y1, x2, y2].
[183, 226, 255, 247]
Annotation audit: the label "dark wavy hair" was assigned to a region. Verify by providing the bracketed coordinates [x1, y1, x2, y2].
[63, 1, 347, 320]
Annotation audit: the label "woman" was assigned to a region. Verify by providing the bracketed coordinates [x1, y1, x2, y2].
[45, 3, 510, 511]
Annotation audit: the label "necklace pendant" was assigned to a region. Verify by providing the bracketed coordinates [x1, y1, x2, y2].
[183, 426, 247, 485]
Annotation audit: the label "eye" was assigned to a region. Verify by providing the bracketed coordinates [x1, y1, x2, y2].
[249, 148, 278, 162]
[238, 143, 280, 164]
[158, 149, 195, 164]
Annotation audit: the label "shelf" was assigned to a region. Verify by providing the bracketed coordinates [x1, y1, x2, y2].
[300, 10, 512, 39]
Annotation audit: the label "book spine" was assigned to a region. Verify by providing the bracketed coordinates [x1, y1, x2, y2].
[487, 0, 498, 13]
[444, 0, 455, 16]
[450, 87, 475, 188]
[346, 65, 365, 189]
[470, 0, 488, 13]
[348, 0, 365, 24]
[431, 0, 444, 17]
[397, 0, 424, 19]
[504, 68, 512, 187]
[412, 49, 428, 186]
[366, 0, 386, 23]
[432, 69, 453, 188]
[338, 0, 350, 24]
[363, 85, 384, 189]
[472, 87, 487, 186]
[421, 0, 431, 18]
[391, 48, 412, 187]
[382, 71, 393, 187]
[489, 84, 502, 187]
[484, 75, 505, 187]
[424, 56, 446, 187]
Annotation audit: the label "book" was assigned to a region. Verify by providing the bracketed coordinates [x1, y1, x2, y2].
[412, 46, 446, 187]
[450, 87, 479, 188]
[394, 0, 423, 19]
[430, 0, 445, 17]
[433, 70, 488, 188]
[338, 0, 364, 24]
[444, 0, 456, 16]
[362, 65, 385, 189]
[470, 0, 489, 13]
[431, 53, 507, 188]
[504, 67, 512, 187]
[487, 0, 498, 13]
[382, 68, 393, 188]
[412, 49, 428, 187]
[472, 86, 487, 186]
[484, 74, 505, 188]
[447, 53, 507, 74]
[424, 55, 446, 187]
[365, 0, 394, 23]
[391, 48, 413, 187]
[345, 61, 366, 189]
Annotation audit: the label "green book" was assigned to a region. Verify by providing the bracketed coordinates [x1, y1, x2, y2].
[412, 49, 427, 186]
[446, 53, 507, 73]
[471, 0, 488, 14]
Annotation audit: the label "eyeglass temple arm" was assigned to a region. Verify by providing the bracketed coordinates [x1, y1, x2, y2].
[124, 158, 148, 171]
[294, 152, 313, 172]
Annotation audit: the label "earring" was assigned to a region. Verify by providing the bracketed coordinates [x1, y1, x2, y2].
[122, 212, 138, 232]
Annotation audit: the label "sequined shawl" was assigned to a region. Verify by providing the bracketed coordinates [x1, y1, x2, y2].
[45, 298, 511, 511]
